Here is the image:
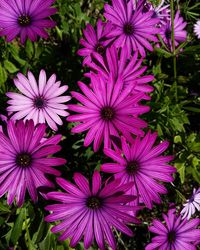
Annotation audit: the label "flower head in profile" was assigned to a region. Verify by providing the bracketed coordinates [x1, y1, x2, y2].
[0, 120, 66, 207]
[194, 20, 200, 39]
[77, 19, 112, 65]
[67, 73, 149, 151]
[146, 209, 200, 250]
[181, 188, 200, 220]
[0, 0, 57, 43]
[7, 70, 71, 131]
[85, 45, 154, 100]
[159, 11, 187, 49]
[101, 132, 176, 209]
[45, 171, 140, 250]
[104, 0, 160, 56]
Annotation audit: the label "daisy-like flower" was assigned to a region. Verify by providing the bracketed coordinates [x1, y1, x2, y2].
[146, 208, 200, 250]
[101, 132, 176, 209]
[159, 10, 187, 49]
[0, 0, 57, 44]
[85, 45, 154, 100]
[67, 73, 149, 152]
[181, 188, 200, 220]
[7, 70, 71, 131]
[194, 20, 200, 39]
[104, 0, 160, 57]
[77, 19, 112, 65]
[0, 120, 66, 207]
[45, 171, 141, 250]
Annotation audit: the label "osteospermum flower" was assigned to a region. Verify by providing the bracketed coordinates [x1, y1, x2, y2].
[0, 0, 57, 43]
[77, 19, 112, 65]
[104, 0, 160, 57]
[101, 132, 176, 209]
[0, 120, 66, 207]
[67, 73, 149, 151]
[194, 20, 200, 39]
[45, 171, 141, 250]
[159, 10, 187, 49]
[146, 209, 200, 250]
[85, 45, 154, 100]
[181, 188, 200, 220]
[7, 70, 71, 131]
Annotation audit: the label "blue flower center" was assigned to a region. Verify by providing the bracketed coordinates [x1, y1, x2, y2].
[18, 15, 31, 27]
[16, 153, 32, 167]
[127, 160, 139, 175]
[87, 196, 101, 209]
[101, 107, 115, 121]
[124, 23, 134, 35]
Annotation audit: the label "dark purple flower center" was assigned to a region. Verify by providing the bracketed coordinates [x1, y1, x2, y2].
[18, 15, 31, 27]
[127, 160, 139, 175]
[16, 153, 32, 167]
[86, 196, 101, 209]
[101, 107, 115, 121]
[168, 230, 176, 243]
[189, 195, 194, 203]
[124, 23, 134, 35]
[165, 28, 172, 39]
[34, 96, 46, 109]
[95, 44, 105, 55]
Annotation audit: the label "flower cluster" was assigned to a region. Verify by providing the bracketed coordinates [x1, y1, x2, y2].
[0, 0, 199, 249]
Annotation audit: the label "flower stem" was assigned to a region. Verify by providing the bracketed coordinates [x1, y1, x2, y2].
[170, 0, 178, 101]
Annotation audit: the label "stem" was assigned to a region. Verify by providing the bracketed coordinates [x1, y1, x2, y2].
[170, 0, 178, 101]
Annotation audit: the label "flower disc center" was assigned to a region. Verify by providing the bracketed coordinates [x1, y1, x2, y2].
[101, 107, 115, 121]
[16, 153, 32, 167]
[124, 23, 134, 35]
[95, 44, 105, 55]
[18, 15, 31, 26]
[34, 96, 46, 109]
[168, 230, 176, 243]
[87, 196, 101, 209]
[127, 160, 139, 175]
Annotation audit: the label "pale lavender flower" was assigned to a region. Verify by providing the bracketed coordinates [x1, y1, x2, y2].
[194, 20, 200, 39]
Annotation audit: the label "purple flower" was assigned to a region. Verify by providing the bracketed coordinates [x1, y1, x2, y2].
[0, 120, 66, 207]
[146, 209, 200, 250]
[104, 0, 160, 57]
[85, 45, 154, 100]
[159, 11, 187, 49]
[45, 171, 140, 250]
[77, 19, 112, 65]
[67, 73, 149, 151]
[181, 188, 200, 220]
[7, 70, 71, 131]
[194, 20, 200, 39]
[101, 132, 176, 209]
[0, 0, 57, 43]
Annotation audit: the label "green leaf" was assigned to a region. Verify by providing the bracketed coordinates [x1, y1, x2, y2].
[0, 201, 10, 213]
[10, 208, 25, 245]
[175, 162, 185, 184]
[154, 47, 172, 58]
[4, 60, 19, 73]
[174, 135, 182, 144]
[25, 40, 34, 59]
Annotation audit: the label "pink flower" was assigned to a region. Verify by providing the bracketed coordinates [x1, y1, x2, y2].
[0, 0, 57, 43]
[7, 70, 71, 131]
[101, 132, 176, 209]
[67, 73, 149, 151]
[0, 120, 66, 206]
[45, 171, 140, 250]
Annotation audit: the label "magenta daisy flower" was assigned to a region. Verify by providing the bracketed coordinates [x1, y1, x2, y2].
[85, 45, 154, 100]
[181, 188, 200, 220]
[77, 19, 112, 65]
[7, 70, 71, 131]
[45, 171, 140, 250]
[101, 132, 176, 209]
[159, 11, 187, 49]
[0, 0, 57, 43]
[146, 209, 200, 250]
[0, 119, 66, 207]
[104, 0, 160, 57]
[67, 73, 149, 151]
